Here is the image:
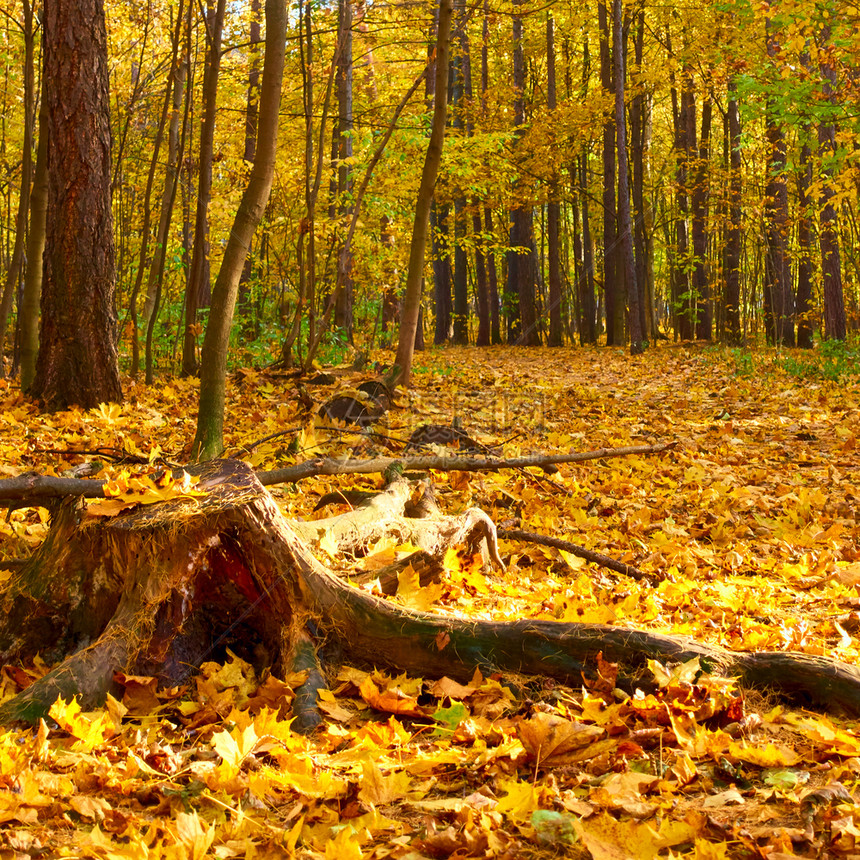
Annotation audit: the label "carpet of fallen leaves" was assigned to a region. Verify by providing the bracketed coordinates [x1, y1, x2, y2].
[1, 343, 860, 859]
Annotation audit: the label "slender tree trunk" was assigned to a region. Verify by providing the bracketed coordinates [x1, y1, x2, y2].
[723, 91, 742, 346]
[763, 19, 794, 347]
[691, 87, 712, 340]
[191, 0, 287, 460]
[672, 63, 695, 341]
[598, 0, 617, 344]
[182, 0, 225, 377]
[20, 95, 48, 392]
[507, 0, 540, 346]
[451, 0, 468, 346]
[578, 153, 597, 344]
[0, 0, 35, 374]
[630, 10, 650, 342]
[237, 0, 263, 337]
[31, 0, 122, 411]
[481, 0, 501, 345]
[485, 209, 501, 343]
[796, 140, 815, 350]
[129, 0, 185, 379]
[393, 0, 452, 386]
[333, 0, 355, 341]
[432, 204, 452, 344]
[146, 57, 189, 385]
[612, 0, 642, 354]
[817, 22, 846, 342]
[546, 14, 563, 346]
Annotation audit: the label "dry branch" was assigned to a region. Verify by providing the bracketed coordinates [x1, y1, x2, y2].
[255, 441, 677, 485]
[0, 441, 676, 506]
[498, 528, 660, 584]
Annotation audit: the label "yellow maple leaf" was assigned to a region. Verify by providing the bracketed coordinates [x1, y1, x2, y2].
[48, 697, 113, 752]
[396, 563, 443, 610]
[358, 758, 413, 806]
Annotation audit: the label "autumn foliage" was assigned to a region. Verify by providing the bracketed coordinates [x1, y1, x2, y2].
[0, 346, 858, 857]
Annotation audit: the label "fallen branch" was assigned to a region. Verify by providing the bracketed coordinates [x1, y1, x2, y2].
[498, 529, 661, 584]
[255, 441, 677, 486]
[0, 442, 677, 506]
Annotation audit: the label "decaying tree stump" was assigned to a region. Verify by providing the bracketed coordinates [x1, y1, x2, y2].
[3, 458, 860, 728]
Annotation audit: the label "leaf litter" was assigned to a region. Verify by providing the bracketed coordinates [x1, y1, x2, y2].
[0, 344, 859, 857]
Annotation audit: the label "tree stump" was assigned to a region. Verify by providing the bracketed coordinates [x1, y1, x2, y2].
[3, 458, 860, 726]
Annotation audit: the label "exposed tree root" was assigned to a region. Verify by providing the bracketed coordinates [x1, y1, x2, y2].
[1, 457, 859, 728]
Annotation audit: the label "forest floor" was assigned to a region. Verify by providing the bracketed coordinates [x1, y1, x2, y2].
[1, 342, 859, 859]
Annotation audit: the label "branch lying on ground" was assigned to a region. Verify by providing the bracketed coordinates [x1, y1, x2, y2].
[498, 528, 662, 584]
[0, 441, 677, 505]
[255, 441, 677, 486]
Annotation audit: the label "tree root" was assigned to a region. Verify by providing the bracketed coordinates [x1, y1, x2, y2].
[2, 457, 860, 728]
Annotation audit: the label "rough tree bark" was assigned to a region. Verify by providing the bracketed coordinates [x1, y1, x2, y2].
[3, 458, 860, 730]
[30, 0, 123, 411]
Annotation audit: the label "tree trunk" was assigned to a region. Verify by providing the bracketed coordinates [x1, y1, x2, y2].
[507, 0, 540, 347]
[145, 51, 189, 385]
[691, 88, 712, 340]
[0, 0, 35, 373]
[723, 92, 742, 346]
[333, 0, 355, 342]
[237, 0, 264, 338]
[817, 23, 847, 342]
[546, 14, 563, 347]
[451, 0, 469, 347]
[19, 86, 48, 393]
[480, 0, 501, 346]
[598, 0, 618, 345]
[672, 64, 695, 341]
[5, 459, 860, 728]
[393, 0, 453, 387]
[763, 18, 794, 347]
[182, 0, 225, 377]
[191, 0, 287, 462]
[578, 152, 597, 344]
[629, 10, 650, 343]
[129, 0, 185, 380]
[613, 0, 642, 355]
[796, 140, 815, 350]
[30, 0, 122, 411]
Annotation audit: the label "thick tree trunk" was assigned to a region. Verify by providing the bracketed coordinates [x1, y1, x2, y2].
[30, 0, 122, 411]
[5, 458, 860, 728]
